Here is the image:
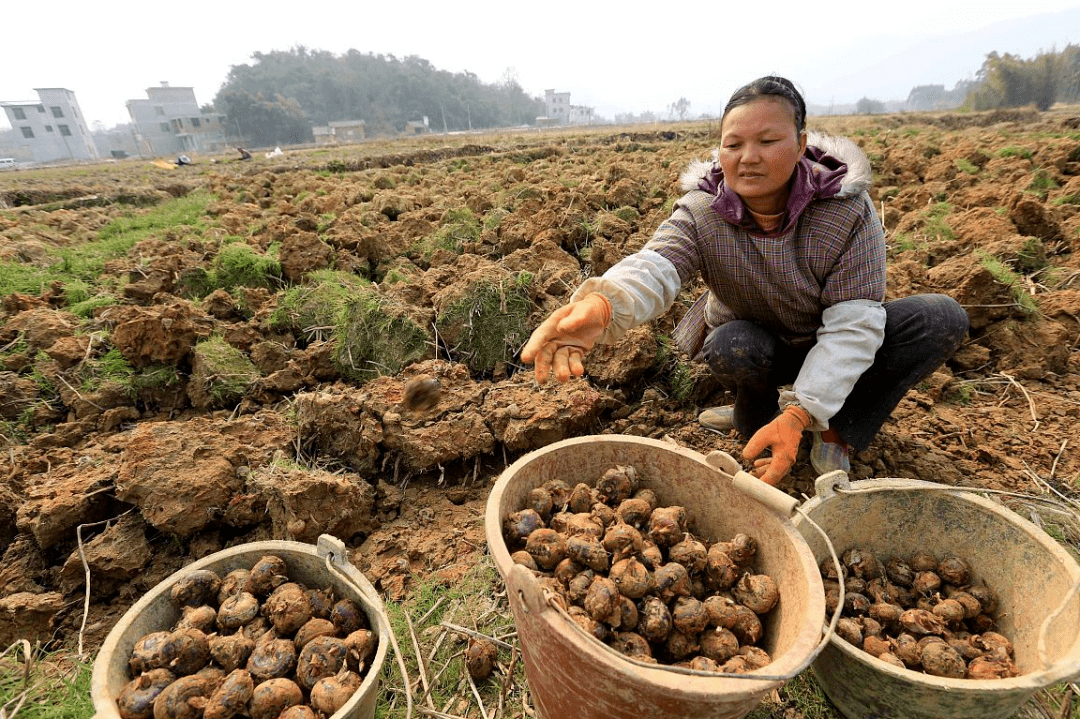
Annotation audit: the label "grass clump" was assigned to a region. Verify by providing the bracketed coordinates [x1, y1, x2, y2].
[976, 250, 1040, 315]
[77, 347, 136, 398]
[335, 287, 430, 381]
[132, 363, 184, 394]
[921, 202, 955, 242]
[434, 275, 531, 374]
[411, 208, 481, 261]
[188, 335, 260, 408]
[997, 146, 1034, 161]
[654, 335, 698, 403]
[271, 269, 369, 343]
[1025, 170, 1060, 200]
[888, 232, 928, 256]
[0, 643, 94, 719]
[954, 158, 980, 175]
[212, 242, 282, 292]
[67, 294, 117, 319]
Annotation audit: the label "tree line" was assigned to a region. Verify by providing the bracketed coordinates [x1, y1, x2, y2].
[853, 44, 1080, 115]
[965, 45, 1080, 111]
[214, 46, 545, 147]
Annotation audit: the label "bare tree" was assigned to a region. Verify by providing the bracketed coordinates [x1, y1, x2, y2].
[668, 97, 691, 121]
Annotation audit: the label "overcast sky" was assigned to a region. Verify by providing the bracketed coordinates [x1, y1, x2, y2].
[3, 0, 1079, 131]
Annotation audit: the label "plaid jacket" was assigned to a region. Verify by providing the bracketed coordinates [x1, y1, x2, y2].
[654, 186, 886, 357]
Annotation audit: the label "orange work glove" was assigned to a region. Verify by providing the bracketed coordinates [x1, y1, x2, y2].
[742, 405, 812, 486]
[521, 293, 612, 383]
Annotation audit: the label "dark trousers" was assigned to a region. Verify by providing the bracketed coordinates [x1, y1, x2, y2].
[700, 294, 970, 452]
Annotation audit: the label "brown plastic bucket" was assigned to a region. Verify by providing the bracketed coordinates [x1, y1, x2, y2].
[796, 475, 1080, 719]
[90, 534, 391, 719]
[485, 435, 827, 719]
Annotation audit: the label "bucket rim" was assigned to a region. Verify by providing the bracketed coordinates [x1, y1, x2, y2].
[486, 434, 828, 692]
[90, 536, 390, 719]
[798, 477, 1080, 689]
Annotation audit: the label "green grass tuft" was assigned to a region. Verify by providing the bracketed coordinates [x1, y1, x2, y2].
[271, 269, 369, 342]
[212, 242, 282, 292]
[189, 335, 260, 407]
[434, 275, 532, 374]
[0, 645, 94, 719]
[335, 288, 430, 381]
[976, 250, 1040, 315]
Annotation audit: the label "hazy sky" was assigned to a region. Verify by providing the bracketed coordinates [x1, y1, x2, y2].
[3, 0, 1079, 131]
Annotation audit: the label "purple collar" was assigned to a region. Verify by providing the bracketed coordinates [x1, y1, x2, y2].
[698, 146, 849, 235]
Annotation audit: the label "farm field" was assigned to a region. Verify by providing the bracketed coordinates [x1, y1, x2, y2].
[1, 108, 1079, 717]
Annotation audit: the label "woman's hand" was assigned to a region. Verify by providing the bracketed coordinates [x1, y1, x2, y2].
[742, 405, 811, 485]
[521, 293, 611, 383]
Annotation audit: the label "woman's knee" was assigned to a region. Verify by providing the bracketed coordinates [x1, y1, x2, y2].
[701, 321, 775, 379]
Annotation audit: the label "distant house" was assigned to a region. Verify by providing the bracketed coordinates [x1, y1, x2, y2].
[0, 88, 99, 164]
[543, 89, 595, 126]
[312, 119, 367, 145]
[126, 82, 228, 157]
[404, 118, 429, 135]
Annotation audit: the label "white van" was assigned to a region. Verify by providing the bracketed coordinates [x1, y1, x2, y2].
[0, 158, 16, 169]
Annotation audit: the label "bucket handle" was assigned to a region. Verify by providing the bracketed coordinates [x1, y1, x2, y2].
[318, 536, 414, 719]
[703, 451, 846, 678]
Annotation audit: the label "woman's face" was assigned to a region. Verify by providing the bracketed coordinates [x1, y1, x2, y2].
[719, 96, 807, 212]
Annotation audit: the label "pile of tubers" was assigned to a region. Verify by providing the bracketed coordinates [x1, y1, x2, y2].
[503, 464, 780, 673]
[823, 547, 1020, 679]
[116, 554, 377, 719]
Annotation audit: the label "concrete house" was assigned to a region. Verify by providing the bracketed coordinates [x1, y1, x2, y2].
[542, 89, 595, 126]
[313, 119, 367, 145]
[0, 88, 99, 164]
[126, 82, 228, 157]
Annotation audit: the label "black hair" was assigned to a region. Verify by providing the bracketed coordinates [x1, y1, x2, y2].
[721, 76, 806, 134]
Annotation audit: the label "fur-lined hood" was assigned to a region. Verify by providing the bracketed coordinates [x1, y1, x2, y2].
[678, 131, 872, 197]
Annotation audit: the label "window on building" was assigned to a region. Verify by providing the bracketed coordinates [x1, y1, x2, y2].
[45, 125, 53, 132]
[51, 106, 64, 118]
[59, 125, 72, 136]
[156, 106, 165, 116]
[20, 127, 34, 139]
[12, 107, 26, 120]
[160, 122, 171, 133]
[191, 117, 201, 127]
[36, 105, 44, 113]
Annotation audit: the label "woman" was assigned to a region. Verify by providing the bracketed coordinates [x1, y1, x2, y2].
[521, 76, 969, 486]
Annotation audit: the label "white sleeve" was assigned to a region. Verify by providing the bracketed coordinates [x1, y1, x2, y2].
[780, 299, 886, 430]
[568, 249, 682, 345]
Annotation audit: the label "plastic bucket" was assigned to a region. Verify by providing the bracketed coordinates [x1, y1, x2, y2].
[485, 435, 827, 719]
[796, 476, 1080, 719]
[90, 534, 391, 719]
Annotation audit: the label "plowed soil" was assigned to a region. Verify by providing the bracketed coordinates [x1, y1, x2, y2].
[2, 108, 1079, 693]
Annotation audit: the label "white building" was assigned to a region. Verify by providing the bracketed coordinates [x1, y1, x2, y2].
[126, 82, 228, 157]
[0, 88, 99, 164]
[543, 89, 595, 126]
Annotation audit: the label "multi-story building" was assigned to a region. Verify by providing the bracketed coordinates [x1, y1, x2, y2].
[126, 82, 228, 157]
[0, 88, 99, 164]
[544, 90, 571, 124]
[543, 89, 595, 126]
